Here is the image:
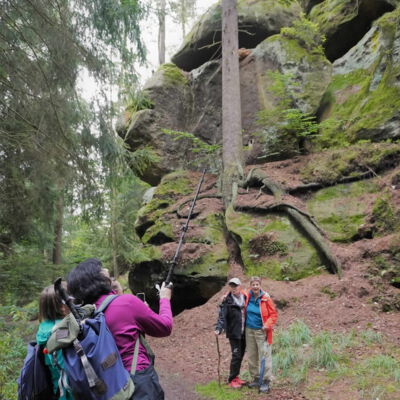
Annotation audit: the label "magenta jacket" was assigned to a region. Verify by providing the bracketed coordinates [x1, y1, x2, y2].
[95, 293, 173, 372]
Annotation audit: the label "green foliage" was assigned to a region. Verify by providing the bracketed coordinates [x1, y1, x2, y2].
[162, 129, 221, 171]
[195, 381, 245, 400]
[127, 147, 160, 176]
[0, 333, 26, 400]
[281, 14, 325, 54]
[159, 63, 189, 86]
[0, 245, 72, 306]
[0, 305, 38, 400]
[372, 191, 400, 234]
[125, 90, 154, 115]
[269, 321, 400, 399]
[256, 71, 320, 159]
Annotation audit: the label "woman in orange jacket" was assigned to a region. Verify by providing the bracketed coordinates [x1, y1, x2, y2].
[244, 276, 278, 393]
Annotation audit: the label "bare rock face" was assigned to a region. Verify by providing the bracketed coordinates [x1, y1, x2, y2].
[119, 31, 332, 183]
[310, 0, 396, 62]
[171, 0, 302, 71]
[317, 8, 400, 146]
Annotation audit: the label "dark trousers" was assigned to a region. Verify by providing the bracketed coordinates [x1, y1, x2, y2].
[130, 365, 164, 400]
[228, 336, 246, 382]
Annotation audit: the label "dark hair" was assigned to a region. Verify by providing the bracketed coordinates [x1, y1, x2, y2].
[67, 258, 111, 304]
[39, 285, 66, 321]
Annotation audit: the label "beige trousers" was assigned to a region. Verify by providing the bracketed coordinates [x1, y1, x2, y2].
[245, 327, 272, 381]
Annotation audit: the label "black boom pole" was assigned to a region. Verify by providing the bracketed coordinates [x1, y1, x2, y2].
[165, 169, 206, 284]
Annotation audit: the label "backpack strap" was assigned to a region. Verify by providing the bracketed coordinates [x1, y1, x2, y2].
[73, 339, 107, 395]
[95, 294, 119, 314]
[130, 336, 140, 376]
[130, 334, 154, 376]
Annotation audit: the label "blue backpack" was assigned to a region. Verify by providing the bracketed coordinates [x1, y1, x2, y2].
[46, 295, 140, 400]
[17, 341, 57, 400]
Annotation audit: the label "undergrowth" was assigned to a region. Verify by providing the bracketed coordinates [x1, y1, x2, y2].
[197, 320, 400, 400]
[0, 304, 38, 400]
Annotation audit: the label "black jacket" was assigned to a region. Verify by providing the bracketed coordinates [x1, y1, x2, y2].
[215, 292, 247, 339]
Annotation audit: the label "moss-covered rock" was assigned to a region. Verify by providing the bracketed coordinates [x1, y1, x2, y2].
[371, 191, 400, 234]
[172, 0, 301, 71]
[314, 7, 400, 148]
[226, 208, 324, 281]
[301, 142, 400, 184]
[135, 170, 193, 240]
[130, 171, 229, 313]
[253, 32, 331, 115]
[306, 180, 380, 242]
[309, 0, 396, 62]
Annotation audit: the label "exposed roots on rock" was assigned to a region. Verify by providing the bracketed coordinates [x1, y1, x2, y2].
[288, 171, 374, 194]
[239, 167, 342, 276]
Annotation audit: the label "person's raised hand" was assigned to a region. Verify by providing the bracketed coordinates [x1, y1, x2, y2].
[160, 281, 172, 300]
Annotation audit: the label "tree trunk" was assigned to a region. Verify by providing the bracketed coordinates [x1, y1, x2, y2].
[181, 1, 186, 38]
[158, 0, 166, 65]
[110, 186, 119, 278]
[52, 193, 64, 265]
[221, 0, 243, 207]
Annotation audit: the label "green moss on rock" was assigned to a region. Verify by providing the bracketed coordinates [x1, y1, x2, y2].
[372, 192, 400, 234]
[181, 244, 229, 278]
[315, 8, 400, 148]
[158, 63, 188, 86]
[307, 180, 380, 242]
[135, 170, 193, 236]
[226, 208, 323, 280]
[301, 142, 400, 185]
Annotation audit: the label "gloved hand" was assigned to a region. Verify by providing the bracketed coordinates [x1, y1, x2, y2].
[159, 281, 172, 300]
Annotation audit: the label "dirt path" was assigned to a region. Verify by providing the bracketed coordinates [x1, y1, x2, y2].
[157, 368, 205, 400]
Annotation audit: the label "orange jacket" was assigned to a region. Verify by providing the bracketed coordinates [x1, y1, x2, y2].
[244, 290, 278, 344]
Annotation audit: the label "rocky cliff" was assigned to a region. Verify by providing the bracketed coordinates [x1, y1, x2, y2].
[118, 0, 400, 314]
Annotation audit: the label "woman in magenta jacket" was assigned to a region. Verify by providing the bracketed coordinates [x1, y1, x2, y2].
[67, 258, 173, 400]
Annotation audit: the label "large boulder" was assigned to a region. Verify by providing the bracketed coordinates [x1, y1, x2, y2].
[130, 171, 229, 314]
[172, 0, 302, 71]
[241, 25, 331, 160]
[119, 27, 332, 182]
[121, 64, 192, 185]
[316, 8, 400, 147]
[310, 0, 397, 62]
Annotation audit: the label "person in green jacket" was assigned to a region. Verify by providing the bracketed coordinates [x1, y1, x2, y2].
[36, 284, 73, 400]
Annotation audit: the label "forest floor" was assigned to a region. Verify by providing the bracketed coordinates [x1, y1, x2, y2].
[150, 259, 400, 399]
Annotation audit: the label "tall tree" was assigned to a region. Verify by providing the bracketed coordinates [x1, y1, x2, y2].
[157, 0, 167, 64]
[0, 0, 146, 259]
[221, 0, 243, 207]
[170, 0, 197, 38]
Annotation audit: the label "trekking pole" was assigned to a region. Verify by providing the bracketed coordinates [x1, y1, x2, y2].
[215, 335, 221, 387]
[54, 277, 81, 322]
[164, 168, 206, 285]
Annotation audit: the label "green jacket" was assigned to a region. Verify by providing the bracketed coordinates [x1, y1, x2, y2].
[36, 320, 73, 400]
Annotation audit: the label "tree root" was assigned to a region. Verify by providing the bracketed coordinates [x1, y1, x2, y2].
[235, 203, 341, 276]
[288, 171, 373, 194]
[239, 167, 341, 276]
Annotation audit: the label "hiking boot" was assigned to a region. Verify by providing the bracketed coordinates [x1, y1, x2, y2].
[259, 379, 270, 393]
[247, 379, 259, 389]
[228, 378, 242, 389]
[236, 377, 246, 385]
